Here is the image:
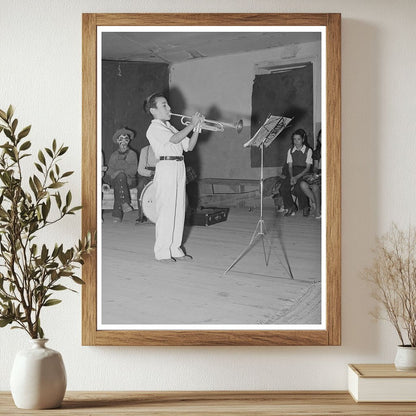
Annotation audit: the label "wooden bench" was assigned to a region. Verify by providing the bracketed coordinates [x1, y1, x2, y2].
[101, 178, 261, 210]
[197, 178, 259, 208]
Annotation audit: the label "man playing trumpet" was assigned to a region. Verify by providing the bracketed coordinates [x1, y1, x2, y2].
[144, 92, 204, 263]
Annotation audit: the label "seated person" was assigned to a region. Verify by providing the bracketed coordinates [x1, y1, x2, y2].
[136, 144, 156, 224]
[103, 128, 138, 223]
[299, 130, 321, 219]
[279, 129, 313, 217]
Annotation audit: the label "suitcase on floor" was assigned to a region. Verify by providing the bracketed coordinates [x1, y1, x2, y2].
[185, 207, 230, 226]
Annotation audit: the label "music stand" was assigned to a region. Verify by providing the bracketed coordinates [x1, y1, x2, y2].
[224, 115, 293, 276]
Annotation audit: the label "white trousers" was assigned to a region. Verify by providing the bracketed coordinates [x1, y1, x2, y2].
[153, 160, 186, 260]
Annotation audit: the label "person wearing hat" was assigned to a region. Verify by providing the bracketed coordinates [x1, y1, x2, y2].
[103, 127, 138, 222]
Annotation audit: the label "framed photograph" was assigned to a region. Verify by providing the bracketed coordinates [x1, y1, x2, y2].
[82, 13, 341, 346]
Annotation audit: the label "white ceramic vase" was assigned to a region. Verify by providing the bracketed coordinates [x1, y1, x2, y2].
[394, 345, 416, 371]
[10, 338, 67, 409]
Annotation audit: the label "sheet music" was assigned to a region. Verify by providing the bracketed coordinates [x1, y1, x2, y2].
[243, 115, 293, 148]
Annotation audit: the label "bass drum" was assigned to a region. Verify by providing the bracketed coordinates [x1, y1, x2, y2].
[140, 181, 157, 223]
[139, 180, 190, 224]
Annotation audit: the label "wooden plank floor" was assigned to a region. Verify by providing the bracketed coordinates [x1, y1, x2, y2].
[101, 204, 322, 326]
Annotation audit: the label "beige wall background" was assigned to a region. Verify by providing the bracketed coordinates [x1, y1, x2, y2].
[1, 0, 415, 390]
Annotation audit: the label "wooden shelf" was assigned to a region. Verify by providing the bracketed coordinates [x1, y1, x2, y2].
[2, 391, 416, 415]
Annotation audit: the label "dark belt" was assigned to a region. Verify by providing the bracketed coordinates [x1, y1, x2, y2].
[159, 156, 184, 161]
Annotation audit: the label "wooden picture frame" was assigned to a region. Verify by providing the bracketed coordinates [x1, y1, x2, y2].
[82, 13, 341, 346]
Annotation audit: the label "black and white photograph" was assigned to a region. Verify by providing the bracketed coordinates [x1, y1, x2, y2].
[97, 25, 326, 331]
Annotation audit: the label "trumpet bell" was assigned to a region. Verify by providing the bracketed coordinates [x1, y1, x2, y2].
[170, 113, 243, 134]
[235, 119, 243, 134]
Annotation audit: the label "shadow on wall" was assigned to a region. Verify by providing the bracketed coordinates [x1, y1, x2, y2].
[170, 86, 203, 177]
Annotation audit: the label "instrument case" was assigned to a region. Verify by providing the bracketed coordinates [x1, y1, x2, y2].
[186, 207, 230, 226]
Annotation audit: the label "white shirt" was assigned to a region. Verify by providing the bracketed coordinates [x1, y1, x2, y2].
[146, 119, 190, 159]
[286, 145, 313, 165]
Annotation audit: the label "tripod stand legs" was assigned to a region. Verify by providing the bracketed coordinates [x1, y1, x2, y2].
[224, 219, 271, 275]
[223, 218, 294, 279]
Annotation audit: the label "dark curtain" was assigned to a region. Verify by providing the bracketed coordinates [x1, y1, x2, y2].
[250, 63, 314, 167]
[101, 61, 169, 164]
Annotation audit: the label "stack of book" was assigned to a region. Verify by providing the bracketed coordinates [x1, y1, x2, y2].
[348, 364, 416, 402]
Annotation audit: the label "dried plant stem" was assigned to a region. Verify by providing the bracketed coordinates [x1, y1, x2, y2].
[363, 223, 416, 347]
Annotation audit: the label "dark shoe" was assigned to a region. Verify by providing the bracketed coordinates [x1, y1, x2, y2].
[122, 203, 133, 213]
[284, 206, 297, 217]
[135, 216, 148, 225]
[303, 207, 310, 217]
[174, 255, 193, 262]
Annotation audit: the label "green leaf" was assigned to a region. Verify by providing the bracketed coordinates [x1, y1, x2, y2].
[0, 317, 13, 327]
[19, 140, 31, 151]
[45, 148, 53, 158]
[65, 191, 72, 207]
[38, 325, 44, 339]
[3, 128, 12, 140]
[11, 118, 18, 133]
[0, 109, 7, 121]
[58, 146, 68, 156]
[38, 150, 46, 165]
[50, 285, 68, 291]
[41, 201, 50, 220]
[71, 276, 85, 285]
[34, 162, 43, 173]
[58, 250, 67, 264]
[31, 244, 38, 256]
[61, 171, 74, 178]
[48, 182, 64, 189]
[69, 206, 82, 213]
[17, 125, 31, 140]
[43, 299, 62, 307]
[41, 244, 48, 262]
[29, 177, 38, 196]
[55, 192, 62, 208]
[52, 139, 57, 152]
[6, 105, 14, 122]
[33, 175, 43, 192]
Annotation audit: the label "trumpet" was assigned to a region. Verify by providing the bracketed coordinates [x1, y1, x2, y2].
[170, 113, 243, 134]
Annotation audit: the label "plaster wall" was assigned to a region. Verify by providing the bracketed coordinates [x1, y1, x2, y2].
[170, 41, 321, 179]
[1, 0, 416, 391]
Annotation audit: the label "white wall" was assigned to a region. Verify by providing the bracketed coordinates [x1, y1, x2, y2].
[1, 0, 416, 391]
